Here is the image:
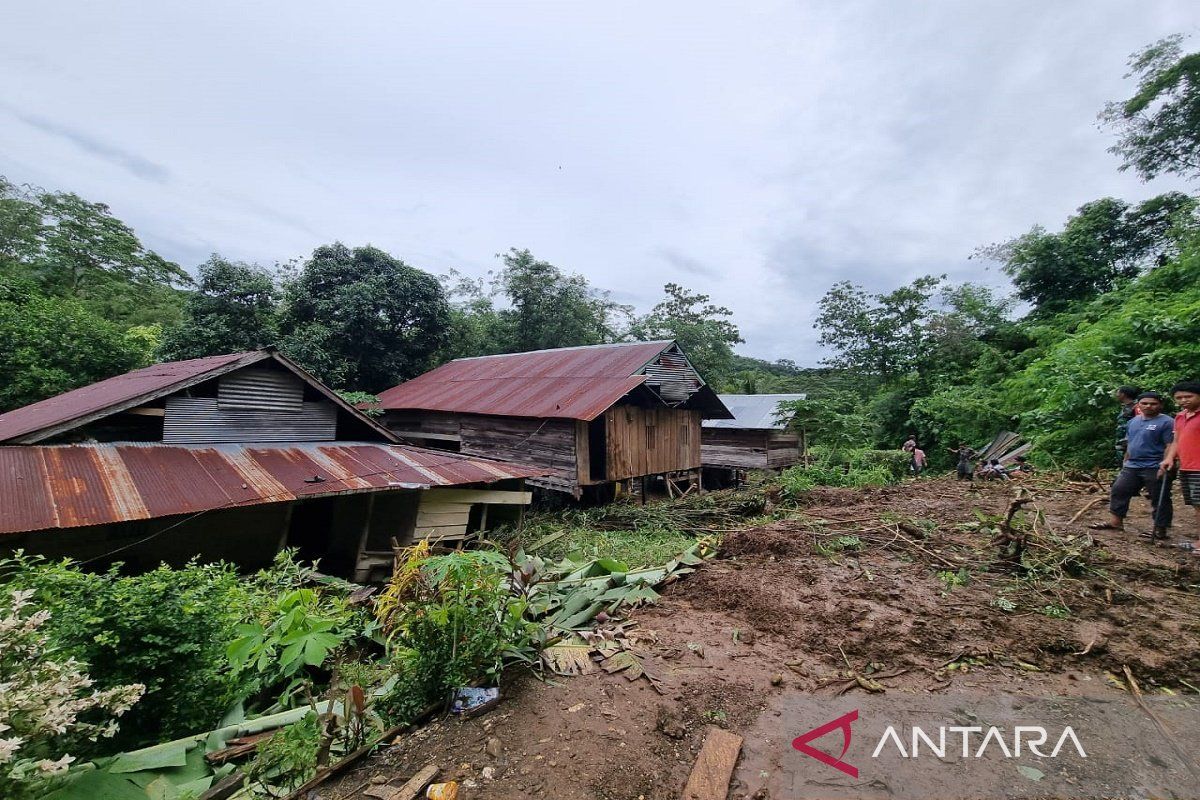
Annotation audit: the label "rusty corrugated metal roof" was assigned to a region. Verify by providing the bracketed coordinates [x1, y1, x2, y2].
[375, 341, 677, 420]
[0, 351, 265, 444]
[0, 442, 544, 535]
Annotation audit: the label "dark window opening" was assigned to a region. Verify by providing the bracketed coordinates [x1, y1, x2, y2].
[588, 418, 607, 481]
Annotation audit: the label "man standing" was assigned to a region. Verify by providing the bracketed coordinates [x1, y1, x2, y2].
[1162, 380, 1200, 553]
[1115, 386, 1141, 465]
[911, 446, 926, 477]
[1093, 392, 1174, 538]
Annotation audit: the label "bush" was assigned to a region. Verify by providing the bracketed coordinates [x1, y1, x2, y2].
[0, 588, 143, 800]
[374, 544, 541, 723]
[0, 556, 255, 748]
[778, 447, 908, 497]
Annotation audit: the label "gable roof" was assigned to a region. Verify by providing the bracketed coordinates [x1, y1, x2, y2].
[375, 341, 731, 421]
[0, 349, 398, 445]
[703, 393, 808, 430]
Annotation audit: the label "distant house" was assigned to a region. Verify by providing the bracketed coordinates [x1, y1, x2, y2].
[373, 341, 732, 499]
[0, 349, 542, 581]
[701, 393, 807, 474]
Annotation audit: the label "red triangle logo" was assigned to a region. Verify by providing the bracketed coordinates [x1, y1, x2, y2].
[792, 709, 859, 778]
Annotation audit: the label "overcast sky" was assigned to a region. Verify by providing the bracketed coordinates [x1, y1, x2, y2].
[2, 2, 1197, 364]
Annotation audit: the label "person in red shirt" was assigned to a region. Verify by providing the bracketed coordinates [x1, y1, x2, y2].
[1162, 380, 1200, 553]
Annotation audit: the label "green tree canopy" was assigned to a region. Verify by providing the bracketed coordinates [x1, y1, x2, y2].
[630, 283, 743, 385]
[0, 277, 156, 411]
[976, 193, 1196, 313]
[278, 243, 450, 391]
[0, 177, 189, 327]
[1101, 35, 1200, 183]
[159, 255, 280, 360]
[814, 275, 943, 378]
[493, 248, 630, 352]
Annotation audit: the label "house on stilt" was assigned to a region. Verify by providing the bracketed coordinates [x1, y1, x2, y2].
[0, 349, 543, 582]
[701, 393, 807, 483]
[373, 341, 732, 500]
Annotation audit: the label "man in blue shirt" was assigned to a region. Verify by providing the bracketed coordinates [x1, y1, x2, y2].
[1093, 392, 1175, 538]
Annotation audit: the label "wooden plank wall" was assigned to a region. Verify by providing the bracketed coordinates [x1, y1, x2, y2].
[459, 415, 580, 494]
[605, 405, 701, 480]
[766, 431, 803, 469]
[701, 429, 770, 469]
[701, 429, 803, 469]
[381, 410, 463, 445]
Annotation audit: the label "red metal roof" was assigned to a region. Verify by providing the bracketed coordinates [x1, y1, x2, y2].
[0, 351, 265, 444]
[0, 442, 544, 535]
[375, 341, 676, 420]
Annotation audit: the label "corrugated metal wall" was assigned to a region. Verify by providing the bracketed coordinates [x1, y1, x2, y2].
[163, 398, 337, 443]
[641, 346, 701, 404]
[218, 367, 304, 412]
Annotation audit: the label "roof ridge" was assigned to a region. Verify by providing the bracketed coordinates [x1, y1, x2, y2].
[451, 340, 674, 362]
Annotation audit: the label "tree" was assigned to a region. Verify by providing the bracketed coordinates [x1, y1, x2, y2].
[814, 275, 942, 378]
[278, 244, 450, 391]
[976, 193, 1196, 313]
[159, 255, 279, 360]
[1101, 35, 1200, 183]
[435, 270, 513, 362]
[0, 178, 189, 327]
[493, 248, 630, 352]
[631, 283, 743, 384]
[0, 277, 155, 411]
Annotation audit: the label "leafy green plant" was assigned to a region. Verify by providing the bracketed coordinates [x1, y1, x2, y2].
[0, 554, 254, 748]
[815, 535, 863, 558]
[0, 588, 144, 800]
[937, 568, 971, 590]
[245, 712, 321, 794]
[1041, 604, 1071, 619]
[374, 544, 542, 724]
[227, 588, 351, 692]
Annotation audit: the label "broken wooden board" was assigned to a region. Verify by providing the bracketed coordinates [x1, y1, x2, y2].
[683, 726, 743, 800]
[363, 764, 440, 800]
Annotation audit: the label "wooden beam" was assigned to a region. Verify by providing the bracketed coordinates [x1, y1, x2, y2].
[123, 406, 165, 417]
[421, 488, 532, 505]
[683, 727, 743, 800]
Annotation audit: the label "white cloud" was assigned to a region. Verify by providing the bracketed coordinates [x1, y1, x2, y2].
[0, 1, 1195, 365]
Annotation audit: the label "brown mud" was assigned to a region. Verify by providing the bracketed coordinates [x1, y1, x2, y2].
[331, 477, 1200, 800]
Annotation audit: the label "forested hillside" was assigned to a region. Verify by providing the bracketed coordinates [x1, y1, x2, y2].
[2, 36, 1198, 468]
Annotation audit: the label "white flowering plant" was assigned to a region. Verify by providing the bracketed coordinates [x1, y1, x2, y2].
[0, 588, 144, 799]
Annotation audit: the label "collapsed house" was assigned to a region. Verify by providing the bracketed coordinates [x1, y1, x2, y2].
[701, 393, 807, 479]
[373, 341, 732, 499]
[0, 349, 542, 581]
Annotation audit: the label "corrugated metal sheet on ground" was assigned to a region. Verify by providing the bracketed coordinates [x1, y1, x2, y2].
[374, 341, 676, 420]
[0, 351, 261, 443]
[0, 442, 545, 535]
[703, 394, 808, 430]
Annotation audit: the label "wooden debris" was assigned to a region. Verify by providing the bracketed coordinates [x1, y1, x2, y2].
[363, 764, 440, 800]
[683, 726, 743, 800]
[204, 731, 273, 765]
[198, 773, 245, 800]
[1122, 666, 1200, 782]
[1067, 497, 1104, 524]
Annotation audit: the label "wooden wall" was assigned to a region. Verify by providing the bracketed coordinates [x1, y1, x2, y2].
[701, 428, 802, 470]
[604, 405, 701, 481]
[459, 416, 579, 494]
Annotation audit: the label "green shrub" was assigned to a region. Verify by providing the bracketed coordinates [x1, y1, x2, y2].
[374, 544, 541, 723]
[0, 555, 255, 748]
[778, 447, 908, 498]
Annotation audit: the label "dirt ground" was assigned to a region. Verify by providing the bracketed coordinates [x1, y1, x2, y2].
[329, 476, 1200, 800]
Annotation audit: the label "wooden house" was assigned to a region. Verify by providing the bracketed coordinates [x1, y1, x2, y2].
[374, 341, 732, 499]
[0, 349, 542, 581]
[701, 394, 806, 476]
